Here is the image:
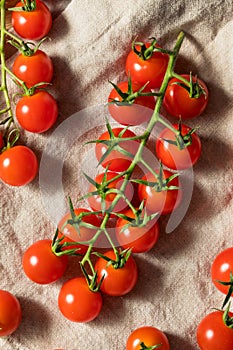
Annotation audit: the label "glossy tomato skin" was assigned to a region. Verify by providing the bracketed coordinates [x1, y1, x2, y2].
[12, 1, 52, 40]
[211, 247, 233, 296]
[126, 326, 170, 350]
[108, 81, 155, 126]
[0, 145, 38, 186]
[156, 124, 202, 170]
[163, 74, 208, 119]
[125, 43, 169, 89]
[197, 310, 233, 350]
[138, 169, 182, 215]
[95, 128, 139, 172]
[115, 208, 159, 253]
[58, 277, 102, 323]
[22, 239, 68, 284]
[16, 91, 58, 133]
[12, 50, 53, 88]
[0, 290, 22, 337]
[58, 208, 101, 255]
[88, 171, 133, 215]
[95, 250, 138, 296]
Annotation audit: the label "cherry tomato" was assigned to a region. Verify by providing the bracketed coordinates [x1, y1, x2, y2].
[126, 326, 170, 350]
[58, 208, 101, 255]
[12, 1, 52, 40]
[163, 74, 208, 119]
[58, 277, 102, 323]
[0, 290, 22, 337]
[95, 127, 139, 172]
[0, 145, 38, 186]
[115, 207, 159, 253]
[156, 123, 202, 170]
[125, 43, 169, 89]
[108, 81, 155, 126]
[138, 169, 182, 215]
[196, 310, 233, 350]
[87, 171, 133, 215]
[95, 250, 138, 296]
[22, 239, 68, 284]
[16, 90, 58, 133]
[211, 247, 233, 297]
[12, 50, 53, 88]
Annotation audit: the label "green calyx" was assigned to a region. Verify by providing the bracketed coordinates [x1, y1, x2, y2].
[132, 36, 171, 61]
[162, 120, 197, 150]
[51, 228, 82, 257]
[139, 342, 162, 350]
[109, 75, 159, 106]
[95, 248, 131, 270]
[222, 303, 233, 329]
[172, 72, 206, 99]
[9, 0, 37, 12]
[132, 162, 180, 193]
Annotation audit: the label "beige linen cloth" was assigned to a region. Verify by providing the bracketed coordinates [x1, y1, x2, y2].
[1, 0, 233, 349]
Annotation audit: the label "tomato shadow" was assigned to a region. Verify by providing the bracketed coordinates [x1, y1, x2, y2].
[45, 0, 72, 20]
[13, 296, 51, 340]
[166, 332, 198, 350]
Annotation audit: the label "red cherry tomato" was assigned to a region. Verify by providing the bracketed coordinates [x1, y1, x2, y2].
[95, 128, 139, 172]
[0, 145, 38, 186]
[126, 326, 170, 350]
[87, 171, 133, 215]
[58, 208, 101, 255]
[211, 248, 233, 297]
[12, 50, 53, 88]
[163, 74, 208, 119]
[22, 239, 68, 284]
[138, 169, 182, 215]
[125, 43, 169, 89]
[197, 310, 233, 350]
[12, 1, 52, 40]
[16, 91, 58, 133]
[115, 207, 159, 253]
[0, 290, 22, 337]
[58, 277, 102, 323]
[95, 250, 138, 296]
[156, 123, 202, 170]
[108, 81, 155, 126]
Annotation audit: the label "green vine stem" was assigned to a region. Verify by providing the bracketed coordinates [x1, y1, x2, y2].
[74, 31, 186, 281]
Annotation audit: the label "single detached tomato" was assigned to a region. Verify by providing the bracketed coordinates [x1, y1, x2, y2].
[163, 74, 208, 119]
[12, 50, 53, 88]
[197, 310, 233, 350]
[126, 326, 170, 350]
[108, 81, 155, 126]
[0, 145, 38, 186]
[115, 208, 159, 253]
[58, 277, 102, 323]
[22, 239, 68, 284]
[95, 250, 138, 296]
[87, 171, 133, 215]
[125, 42, 169, 89]
[156, 123, 202, 170]
[0, 290, 22, 337]
[58, 208, 101, 255]
[12, 1, 52, 40]
[138, 169, 182, 215]
[211, 247, 233, 297]
[16, 90, 58, 133]
[95, 127, 139, 172]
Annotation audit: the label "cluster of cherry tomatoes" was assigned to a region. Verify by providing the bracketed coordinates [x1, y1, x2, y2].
[0, 0, 57, 186]
[197, 247, 233, 349]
